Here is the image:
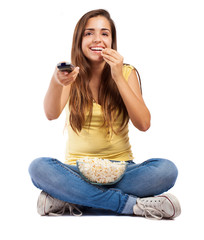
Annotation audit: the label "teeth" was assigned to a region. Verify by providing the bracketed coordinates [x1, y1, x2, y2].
[91, 47, 103, 51]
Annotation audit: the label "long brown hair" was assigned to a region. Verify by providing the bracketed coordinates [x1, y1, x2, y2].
[69, 9, 139, 135]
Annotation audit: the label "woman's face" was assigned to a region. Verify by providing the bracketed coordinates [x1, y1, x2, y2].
[82, 16, 112, 63]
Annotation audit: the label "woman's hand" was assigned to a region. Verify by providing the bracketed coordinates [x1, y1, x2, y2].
[101, 48, 124, 82]
[53, 66, 80, 87]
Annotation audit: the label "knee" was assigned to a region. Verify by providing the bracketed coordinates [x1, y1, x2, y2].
[28, 157, 51, 180]
[157, 158, 178, 188]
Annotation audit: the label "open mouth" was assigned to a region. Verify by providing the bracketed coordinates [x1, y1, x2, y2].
[90, 47, 104, 52]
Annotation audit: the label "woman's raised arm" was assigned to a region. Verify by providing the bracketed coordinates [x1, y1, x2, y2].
[44, 66, 79, 120]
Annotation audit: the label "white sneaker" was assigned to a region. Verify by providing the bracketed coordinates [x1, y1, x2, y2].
[37, 191, 83, 216]
[133, 193, 181, 220]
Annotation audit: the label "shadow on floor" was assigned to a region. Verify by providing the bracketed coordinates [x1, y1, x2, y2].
[63, 206, 132, 217]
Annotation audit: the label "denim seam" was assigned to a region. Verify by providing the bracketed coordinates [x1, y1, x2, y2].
[117, 194, 129, 213]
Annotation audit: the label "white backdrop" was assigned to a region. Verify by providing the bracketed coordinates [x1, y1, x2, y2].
[1, 0, 203, 239]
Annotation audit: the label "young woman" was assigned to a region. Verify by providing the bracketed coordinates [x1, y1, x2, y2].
[28, 9, 181, 219]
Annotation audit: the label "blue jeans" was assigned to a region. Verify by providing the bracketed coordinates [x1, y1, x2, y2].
[28, 158, 178, 215]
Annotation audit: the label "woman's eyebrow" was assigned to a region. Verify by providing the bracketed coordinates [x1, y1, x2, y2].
[101, 28, 111, 32]
[84, 28, 110, 32]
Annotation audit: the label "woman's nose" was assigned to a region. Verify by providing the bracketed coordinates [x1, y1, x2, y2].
[92, 33, 102, 43]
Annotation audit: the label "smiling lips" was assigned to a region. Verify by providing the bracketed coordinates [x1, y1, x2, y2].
[90, 46, 105, 52]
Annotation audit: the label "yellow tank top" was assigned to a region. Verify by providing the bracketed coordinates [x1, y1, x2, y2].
[64, 64, 135, 165]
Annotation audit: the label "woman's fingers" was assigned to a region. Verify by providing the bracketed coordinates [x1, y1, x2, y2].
[56, 66, 79, 86]
[101, 48, 123, 65]
[101, 53, 115, 63]
[101, 48, 124, 81]
[102, 48, 118, 58]
[64, 71, 79, 85]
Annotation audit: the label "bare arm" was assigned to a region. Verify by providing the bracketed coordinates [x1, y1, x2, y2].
[44, 66, 79, 120]
[101, 48, 151, 131]
[115, 70, 151, 131]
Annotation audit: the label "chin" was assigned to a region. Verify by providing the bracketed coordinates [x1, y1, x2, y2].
[89, 57, 104, 64]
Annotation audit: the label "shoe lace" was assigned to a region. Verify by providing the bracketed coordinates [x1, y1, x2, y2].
[48, 202, 83, 216]
[137, 201, 164, 220]
[66, 203, 83, 216]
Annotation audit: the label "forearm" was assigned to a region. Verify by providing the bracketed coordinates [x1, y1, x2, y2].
[115, 76, 151, 131]
[44, 76, 63, 120]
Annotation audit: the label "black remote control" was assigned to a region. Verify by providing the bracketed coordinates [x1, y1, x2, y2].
[57, 62, 75, 73]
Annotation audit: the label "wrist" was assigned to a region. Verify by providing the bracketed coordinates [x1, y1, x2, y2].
[51, 75, 64, 88]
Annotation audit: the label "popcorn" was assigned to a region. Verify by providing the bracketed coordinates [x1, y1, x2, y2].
[77, 157, 127, 185]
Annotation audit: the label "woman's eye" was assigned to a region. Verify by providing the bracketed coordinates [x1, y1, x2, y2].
[84, 32, 92, 36]
[84, 32, 109, 37]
